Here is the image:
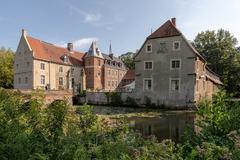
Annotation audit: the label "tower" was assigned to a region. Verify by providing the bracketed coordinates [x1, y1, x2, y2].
[84, 41, 104, 91]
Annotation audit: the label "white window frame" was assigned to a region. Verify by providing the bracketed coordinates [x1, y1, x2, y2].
[143, 78, 153, 91]
[173, 41, 181, 51]
[40, 75, 45, 85]
[40, 63, 45, 70]
[169, 78, 180, 92]
[146, 43, 152, 53]
[170, 59, 181, 70]
[144, 61, 153, 70]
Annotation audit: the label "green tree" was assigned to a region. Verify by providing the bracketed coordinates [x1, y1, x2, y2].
[0, 47, 14, 88]
[120, 52, 135, 69]
[194, 29, 240, 95]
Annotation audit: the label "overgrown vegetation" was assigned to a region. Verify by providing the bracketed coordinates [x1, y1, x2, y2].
[179, 91, 240, 159]
[1, 89, 240, 159]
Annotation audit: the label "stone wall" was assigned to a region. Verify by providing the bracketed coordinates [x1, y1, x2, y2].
[84, 92, 136, 105]
[19, 89, 73, 106]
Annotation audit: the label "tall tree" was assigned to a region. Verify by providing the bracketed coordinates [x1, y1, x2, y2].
[0, 47, 14, 88]
[194, 29, 240, 95]
[120, 52, 135, 69]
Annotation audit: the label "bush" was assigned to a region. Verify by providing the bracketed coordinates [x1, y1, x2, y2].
[0, 89, 182, 160]
[125, 96, 138, 107]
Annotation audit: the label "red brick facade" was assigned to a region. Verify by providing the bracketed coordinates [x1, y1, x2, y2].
[84, 41, 129, 91]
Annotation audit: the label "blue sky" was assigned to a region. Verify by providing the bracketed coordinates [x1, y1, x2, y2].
[0, 0, 240, 55]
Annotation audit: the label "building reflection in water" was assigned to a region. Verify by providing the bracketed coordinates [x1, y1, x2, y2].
[128, 112, 195, 143]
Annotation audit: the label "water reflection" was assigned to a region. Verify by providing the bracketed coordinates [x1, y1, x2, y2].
[128, 112, 195, 143]
[92, 106, 195, 143]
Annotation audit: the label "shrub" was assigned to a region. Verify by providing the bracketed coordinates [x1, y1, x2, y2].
[125, 96, 138, 107]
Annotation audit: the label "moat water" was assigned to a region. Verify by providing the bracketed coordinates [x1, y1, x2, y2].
[92, 106, 196, 143]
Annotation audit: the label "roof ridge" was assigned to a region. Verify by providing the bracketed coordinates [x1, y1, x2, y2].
[26, 36, 84, 54]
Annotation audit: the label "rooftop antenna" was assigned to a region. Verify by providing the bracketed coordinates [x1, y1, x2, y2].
[151, 28, 153, 34]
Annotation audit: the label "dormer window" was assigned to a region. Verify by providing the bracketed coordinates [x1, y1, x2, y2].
[63, 55, 68, 63]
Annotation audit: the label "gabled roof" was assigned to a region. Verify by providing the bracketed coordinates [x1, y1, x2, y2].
[122, 69, 135, 80]
[147, 20, 181, 39]
[134, 18, 206, 62]
[26, 36, 84, 66]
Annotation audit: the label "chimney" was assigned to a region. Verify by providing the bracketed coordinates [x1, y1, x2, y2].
[67, 42, 73, 52]
[171, 18, 176, 27]
[22, 29, 27, 37]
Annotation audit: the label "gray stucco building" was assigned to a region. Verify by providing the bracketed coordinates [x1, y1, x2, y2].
[134, 18, 222, 107]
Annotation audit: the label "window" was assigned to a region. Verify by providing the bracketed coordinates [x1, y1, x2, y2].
[63, 56, 68, 63]
[144, 79, 152, 90]
[59, 77, 63, 86]
[98, 72, 101, 76]
[115, 81, 118, 87]
[144, 61, 153, 70]
[170, 79, 180, 92]
[16, 64, 19, 68]
[27, 62, 30, 67]
[146, 44, 152, 53]
[25, 77, 28, 84]
[98, 60, 101, 66]
[115, 71, 117, 75]
[59, 66, 63, 72]
[18, 77, 21, 84]
[173, 41, 180, 50]
[171, 59, 181, 69]
[108, 70, 111, 76]
[108, 81, 111, 87]
[40, 63, 45, 70]
[40, 75, 45, 85]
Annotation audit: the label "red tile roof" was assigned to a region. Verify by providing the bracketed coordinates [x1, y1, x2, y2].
[26, 36, 85, 66]
[123, 69, 135, 80]
[147, 20, 181, 39]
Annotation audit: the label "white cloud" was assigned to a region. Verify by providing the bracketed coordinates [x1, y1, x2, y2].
[69, 5, 101, 23]
[57, 37, 98, 51]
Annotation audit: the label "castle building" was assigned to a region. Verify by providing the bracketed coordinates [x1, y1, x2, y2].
[14, 30, 85, 93]
[83, 41, 127, 91]
[13, 30, 128, 93]
[134, 18, 222, 107]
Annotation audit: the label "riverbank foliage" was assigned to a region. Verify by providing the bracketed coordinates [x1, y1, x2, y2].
[0, 89, 240, 159]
